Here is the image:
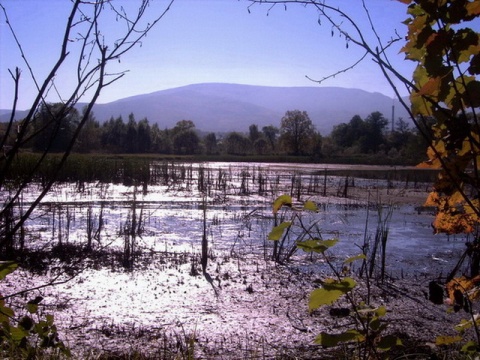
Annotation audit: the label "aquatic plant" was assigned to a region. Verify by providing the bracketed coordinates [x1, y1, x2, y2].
[269, 194, 402, 358]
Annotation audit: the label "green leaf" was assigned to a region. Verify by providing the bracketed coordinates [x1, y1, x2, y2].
[369, 318, 387, 332]
[26, 303, 38, 314]
[268, 222, 291, 241]
[314, 330, 364, 347]
[19, 316, 35, 331]
[377, 335, 403, 350]
[309, 277, 356, 311]
[436, 335, 463, 346]
[455, 318, 475, 332]
[322, 277, 356, 292]
[309, 288, 343, 310]
[303, 200, 318, 212]
[461, 340, 478, 353]
[0, 305, 14, 321]
[0, 262, 17, 280]
[297, 239, 338, 253]
[375, 305, 387, 317]
[273, 194, 292, 214]
[344, 254, 367, 264]
[46, 314, 54, 326]
[10, 326, 28, 342]
[357, 305, 387, 318]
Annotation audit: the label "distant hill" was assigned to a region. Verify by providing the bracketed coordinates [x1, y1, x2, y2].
[0, 83, 410, 135]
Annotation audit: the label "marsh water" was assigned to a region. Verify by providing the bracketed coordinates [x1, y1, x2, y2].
[2, 161, 467, 357]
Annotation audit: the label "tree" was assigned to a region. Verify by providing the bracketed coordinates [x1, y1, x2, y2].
[173, 130, 200, 155]
[204, 132, 218, 155]
[75, 108, 100, 153]
[172, 120, 195, 136]
[0, 0, 175, 256]
[331, 115, 368, 151]
[364, 111, 388, 153]
[171, 120, 199, 155]
[125, 113, 138, 153]
[247, 0, 480, 280]
[262, 125, 279, 152]
[31, 103, 79, 153]
[101, 116, 127, 153]
[249, 124, 261, 144]
[279, 110, 315, 155]
[224, 132, 250, 155]
[253, 137, 269, 155]
[137, 119, 152, 153]
[308, 131, 323, 159]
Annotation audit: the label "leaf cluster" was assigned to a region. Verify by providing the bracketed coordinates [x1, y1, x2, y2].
[268, 195, 401, 356]
[402, 0, 480, 235]
[0, 262, 71, 358]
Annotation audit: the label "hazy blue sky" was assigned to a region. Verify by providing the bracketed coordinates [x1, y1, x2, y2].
[0, 0, 414, 110]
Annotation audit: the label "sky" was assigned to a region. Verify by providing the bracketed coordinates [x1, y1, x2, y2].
[0, 0, 416, 110]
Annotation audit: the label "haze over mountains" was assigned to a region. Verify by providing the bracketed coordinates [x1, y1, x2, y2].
[1, 83, 410, 135]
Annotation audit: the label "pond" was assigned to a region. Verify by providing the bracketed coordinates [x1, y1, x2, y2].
[1, 161, 468, 358]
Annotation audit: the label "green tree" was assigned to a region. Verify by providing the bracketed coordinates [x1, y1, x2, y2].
[224, 132, 250, 155]
[172, 120, 195, 136]
[204, 132, 218, 155]
[331, 115, 368, 151]
[253, 137, 268, 155]
[364, 111, 388, 153]
[137, 118, 151, 153]
[308, 131, 323, 159]
[279, 110, 315, 155]
[75, 109, 100, 153]
[125, 113, 138, 153]
[101, 116, 127, 153]
[173, 129, 200, 154]
[170, 120, 199, 154]
[32, 103, 79, 153]
[249, 124, 261, 144]
[262, 125, 279, 152]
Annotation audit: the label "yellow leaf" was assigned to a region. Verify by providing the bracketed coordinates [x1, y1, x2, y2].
[458, 137, 472, 156]
[432, 211, 475, 234]
[410, 92, 434, 116]
[418, 146, 442, 168]
[303, 200, 318, 212]
[268, 221, 291, 241]
[273, 194, 292, 214]
[424, 191, 440, 207]
[417, 77, 442, 97]
[447, 190, 466, 207]
[446, 276, 480, 305]
[435, 335, 463, 346]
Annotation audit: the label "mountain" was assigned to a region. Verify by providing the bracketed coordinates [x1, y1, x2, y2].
[1, 83, 409, 134]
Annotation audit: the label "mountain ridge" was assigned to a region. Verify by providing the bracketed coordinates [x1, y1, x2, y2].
[1, 83, 409, 134]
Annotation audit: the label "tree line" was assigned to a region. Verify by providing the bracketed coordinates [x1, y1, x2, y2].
[1, 102, 427, 164]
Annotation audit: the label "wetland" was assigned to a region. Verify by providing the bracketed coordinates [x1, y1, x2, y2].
[1, 159, 471, 358]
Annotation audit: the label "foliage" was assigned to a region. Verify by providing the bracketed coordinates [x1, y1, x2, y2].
[223, 132, 250, 155]
[269, 195, 401, 358]
[330, 112, 425, 160]
[431, 275, 480, 354]
[401, 0, 480, 237]
[0, 262, 71, 358]
[204, 133, 218, 155]
[279, 110, 317, 156]
[31, 103, 80, 153]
